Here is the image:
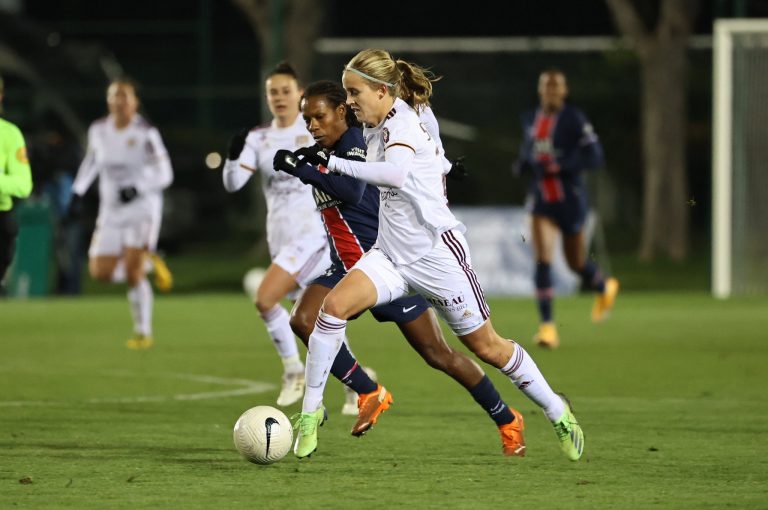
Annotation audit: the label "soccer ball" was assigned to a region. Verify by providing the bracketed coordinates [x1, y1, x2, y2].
[233, 406, 293, 465]
[242, 267, 266, 300]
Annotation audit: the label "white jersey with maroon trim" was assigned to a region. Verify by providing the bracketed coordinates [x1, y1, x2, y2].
[363, 98, 463, 264]
[223, 114, 326, 257]
[418, 106, 452, 175]
[73, 113, 173, 227]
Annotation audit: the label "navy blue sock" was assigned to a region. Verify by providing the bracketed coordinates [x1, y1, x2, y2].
[469, 375, 515, 426]
[580, 260, 605, 292]
[535, 261, 553, 323]
[330, 343, 377, 394]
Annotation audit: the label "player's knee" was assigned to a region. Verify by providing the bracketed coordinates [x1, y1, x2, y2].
[289, 312, 312, 344]
[254, 296, 277, 314]
[320, 294, 352, 320]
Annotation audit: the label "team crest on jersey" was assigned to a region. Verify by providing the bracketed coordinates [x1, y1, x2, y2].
[296, 135, 310, 146]
[382, 127, 389, 143]
[16, 147, 28, 164]
[127, 137, 136, 147]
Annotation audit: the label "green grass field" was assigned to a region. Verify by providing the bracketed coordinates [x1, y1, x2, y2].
[2, 293, 767, 509]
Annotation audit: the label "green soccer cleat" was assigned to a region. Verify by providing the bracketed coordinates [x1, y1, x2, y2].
[292, 406, 327, 459]
[552, 395, 584, 461]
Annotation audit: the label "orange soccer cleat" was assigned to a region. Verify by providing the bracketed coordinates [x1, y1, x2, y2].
[592, 277, 620, 323]
[534, 322, 560, 349]
[498, 408, 526, 457]
[350, 384, 393, 437]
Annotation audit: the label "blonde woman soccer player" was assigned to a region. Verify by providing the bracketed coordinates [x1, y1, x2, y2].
[292, 50, 584, 462]
[70, 78, 173, 349]
[274, 80, 525, 454]
[222, 62, 331, 408]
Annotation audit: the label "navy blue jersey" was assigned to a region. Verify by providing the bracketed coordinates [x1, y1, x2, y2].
[294, 127, 430, 324]
[293, 127, 380, 271]
[515, 104, 604, 233]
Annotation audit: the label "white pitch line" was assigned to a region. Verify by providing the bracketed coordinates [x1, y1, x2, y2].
[0, 371, 276, 407]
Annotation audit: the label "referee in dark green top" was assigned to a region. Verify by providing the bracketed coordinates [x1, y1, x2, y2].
[0, 74, 34, 283]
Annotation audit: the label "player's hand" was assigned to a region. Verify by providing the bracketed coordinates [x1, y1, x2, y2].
[273, 149, 301, 175]
[294, 144, 329, 167]
[446, 156, 468, 181]
[119, 186, 139, 204]
[227, 128, 249, 160]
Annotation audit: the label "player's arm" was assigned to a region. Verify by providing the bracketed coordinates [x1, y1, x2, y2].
[556, 110, 604, 174]
[0, 126, 32, 198]
[136, 128, 174, 195]
[327, 143, 412, 189]
[512, 113, 535, 177]
[223, 129, 255, 192]
[71, 125, 100, 198]
[290, 143, 367, 204]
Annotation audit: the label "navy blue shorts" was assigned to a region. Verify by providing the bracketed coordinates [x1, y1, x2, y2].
[532, 194, 588, 236]
[312, 264, 430, 324]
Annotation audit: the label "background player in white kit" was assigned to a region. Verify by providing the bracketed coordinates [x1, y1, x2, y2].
[222, 62, 331, 407]
[70, 78, 173, 349]
[292, 49, 585, 462]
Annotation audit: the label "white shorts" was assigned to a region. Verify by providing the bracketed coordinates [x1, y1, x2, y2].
[352, 229, 491, 336]
[88, 218, 159, 257]
[273, 239, 331, 300]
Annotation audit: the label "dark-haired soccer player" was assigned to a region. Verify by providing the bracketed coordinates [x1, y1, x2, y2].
[515, 69, 618, 349]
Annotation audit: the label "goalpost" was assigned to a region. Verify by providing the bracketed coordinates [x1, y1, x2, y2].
[713, 19, 768, 298]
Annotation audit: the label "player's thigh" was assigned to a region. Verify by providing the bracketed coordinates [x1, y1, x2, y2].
[88, 255, 119, 280]
[563, 230, 586, 270]
[531, 214, 560, 263]
[403, 230, 490, 337]
[323, 250, 405, 319]
[396, 308, 453, 361]
[369, 294, 429, 324]
[349, 248, 409, 308]
[271, 238, 330, 301]
[256, 263, 300, 311]
[123, 247, 147, 284]
[87, 226, 121, 279]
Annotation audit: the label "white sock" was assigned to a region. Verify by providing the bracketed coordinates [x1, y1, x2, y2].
[342, 335, 355, 357]
[281, 354, 303, 375]
[302, 311, 346, 413]
[127, 279, 153, 336]
[500, 342, 565, 422]
[260, 304, 302, 372]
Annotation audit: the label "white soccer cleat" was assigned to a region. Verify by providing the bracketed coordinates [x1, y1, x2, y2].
[341, 366, 377, 415]
[341, 385, 358, 415]
[276, 371, 305, 407]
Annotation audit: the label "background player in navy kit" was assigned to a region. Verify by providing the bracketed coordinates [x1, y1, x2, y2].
[274, 80, 525, 455]
[515, 68, 619, 349]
